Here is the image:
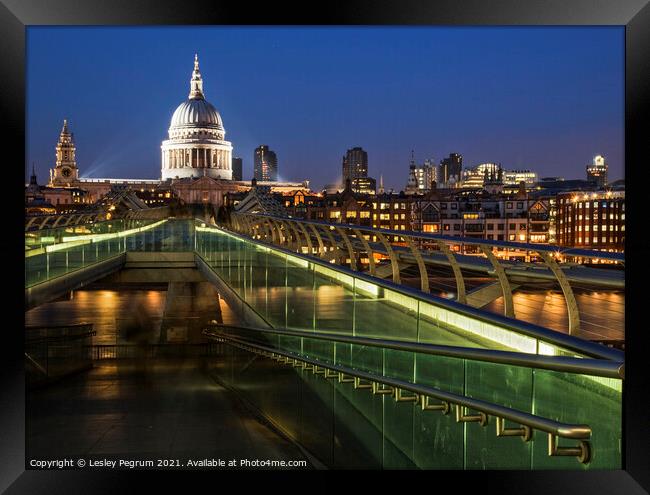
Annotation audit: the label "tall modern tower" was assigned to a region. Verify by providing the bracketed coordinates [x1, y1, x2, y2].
[232, 157, 243, 181]
[254, 145, 278, 181]
[50, 119, 79, 186]
[342, 147, 368, 182]
[439, 153, 463, 187]
[586, 155, 608, 188]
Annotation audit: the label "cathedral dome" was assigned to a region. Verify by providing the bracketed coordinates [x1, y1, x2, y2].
[161, 54, 233, 181]
[168, 53, 225, 134]
[170, 99, 223, 130]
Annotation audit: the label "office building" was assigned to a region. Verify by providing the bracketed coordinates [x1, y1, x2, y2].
[254, 145, 278, 182]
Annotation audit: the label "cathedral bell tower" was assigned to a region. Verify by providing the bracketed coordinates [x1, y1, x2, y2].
[50, 119, 79, 186]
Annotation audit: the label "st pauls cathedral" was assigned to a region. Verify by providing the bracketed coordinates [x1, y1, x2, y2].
[26, 55, 309, 213]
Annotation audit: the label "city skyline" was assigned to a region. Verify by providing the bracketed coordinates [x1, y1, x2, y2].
[26, 26, 624, 190]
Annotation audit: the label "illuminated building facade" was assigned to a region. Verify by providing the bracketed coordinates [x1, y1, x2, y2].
[351, 177, 377, 195]
[254, 145, 278, 182]
[556, 190, 624, 251]
[586, 155, 609, 188]
[342, 147, 368, 182]
[462, 163, 502, 188]
[439, 153, 463, 187]
[504, 170, 538, 187]
[406, 157, 437, 193]
[412, 191, 550, 244]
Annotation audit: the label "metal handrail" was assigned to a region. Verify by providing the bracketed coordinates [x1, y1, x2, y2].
[204, 324, 624, 379]
[238, 212, 624, 262]
[214, 332, 593, 463]
[195, 223, 623, 362]
[25, 252, 127, 290]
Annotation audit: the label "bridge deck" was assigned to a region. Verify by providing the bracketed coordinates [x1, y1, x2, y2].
[27, 358, 313, 466]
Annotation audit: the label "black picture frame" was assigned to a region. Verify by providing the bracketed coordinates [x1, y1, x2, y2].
[3, 0, 649, 492]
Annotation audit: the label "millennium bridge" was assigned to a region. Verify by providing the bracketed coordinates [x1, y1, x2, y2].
[24, 210, 624, 469]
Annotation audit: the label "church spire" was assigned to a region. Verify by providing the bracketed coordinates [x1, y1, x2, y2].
[189, 53, 205, 100]
[30, 163, 38, 185]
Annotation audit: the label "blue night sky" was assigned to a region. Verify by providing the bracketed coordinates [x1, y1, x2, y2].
[26, 26, 624, 190]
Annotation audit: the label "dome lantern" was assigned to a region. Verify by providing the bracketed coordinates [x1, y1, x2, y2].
[189, 53, 205, 100]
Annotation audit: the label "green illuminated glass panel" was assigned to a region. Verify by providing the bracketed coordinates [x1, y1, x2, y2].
[354, 283, 418, 341]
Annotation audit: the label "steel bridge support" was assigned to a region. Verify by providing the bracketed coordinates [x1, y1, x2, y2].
[315, 224, 342, 264]
[435, 240, 467, 304]
[538, 251, 581, 335]
[352, 228, 376, 276]
[480, 245, 515, 319]
[294, 221, 314, 255]
[375, 232, 401, 285]
[334, 226, 358, 271]
[307, 223, 326, 258]
[404, 235, 430, 293]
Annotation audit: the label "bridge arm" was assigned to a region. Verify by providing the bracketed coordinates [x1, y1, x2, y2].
[352, 228, 376, 276]
[307, 223, 326, 258]
[538, 251, 581, 336]
[334, 226, 358, 271]
[293, 220, 314, 255]
[375, 231, 401, 285]
[480, 245, 515, 319]
[404, 235, 430, 293]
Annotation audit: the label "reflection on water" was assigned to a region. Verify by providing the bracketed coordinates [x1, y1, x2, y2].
[25, 289, 167, 345]
[485, 290, 624, 341]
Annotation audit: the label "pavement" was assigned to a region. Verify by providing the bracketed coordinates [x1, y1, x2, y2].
[26, 358, 313, 468]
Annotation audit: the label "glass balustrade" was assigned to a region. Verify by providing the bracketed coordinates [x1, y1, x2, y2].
[194, 224, 618, 359]
[209, 328, 621, 469]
